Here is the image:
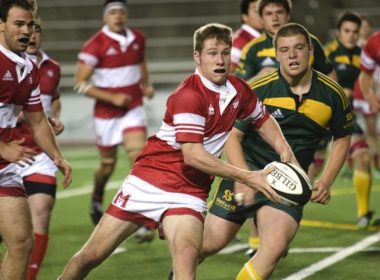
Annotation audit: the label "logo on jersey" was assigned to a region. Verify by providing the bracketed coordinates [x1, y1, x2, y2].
[113, 190, 130, 208]
[337, 63, 347, 70]
[261, 57, 276, 67]
[232, 100, 239, 109]
[132, 43, 139, 50]
[2, 70, 14, 81]
[271, 109, 284, 119]
[106, 47, 118, 56]
[47, 70, 54, 77]
[29, 76, 33, 84]
[208, 105, 215, 115]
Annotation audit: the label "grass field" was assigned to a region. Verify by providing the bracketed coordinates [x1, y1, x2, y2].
[26, 146, 380, 279]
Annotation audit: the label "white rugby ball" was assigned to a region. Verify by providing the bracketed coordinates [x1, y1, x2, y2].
[265, 161, 312, 206]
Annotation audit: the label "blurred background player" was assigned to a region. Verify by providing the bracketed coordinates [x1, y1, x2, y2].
[353, 16, 380, 175]
[197, 23, 352, 280]
[14, 18, 65, 280]
[73, 0, 154, 241]
[324, 12, 373, 228]
[234, 0, 335, 257]
[230, 0, 263, 74]
[0, 0, 72, 278]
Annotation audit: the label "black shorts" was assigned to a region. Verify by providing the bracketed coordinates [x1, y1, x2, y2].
[24, 180, 57, 198]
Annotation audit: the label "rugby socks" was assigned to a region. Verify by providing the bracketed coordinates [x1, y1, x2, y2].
[353, 170, 371, 217]
[248, 237, 260, 250]
[27, 233, 49, 280]
[236, 261, 263, 280]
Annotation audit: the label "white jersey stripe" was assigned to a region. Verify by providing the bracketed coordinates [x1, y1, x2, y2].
[176, 130, 204, 135]
[361, 51, 376, 71]
[91, 64, 141, 88]
[78, 52, 99, 68]
[173, 113, 205, 126]
[175, 124, 204, 130]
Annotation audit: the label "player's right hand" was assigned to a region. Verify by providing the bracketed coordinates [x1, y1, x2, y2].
[0, 138, 37, 167]
[112, 94, 132, 107]
[234, 182, 255, 206]
[54, 156, 72, 188]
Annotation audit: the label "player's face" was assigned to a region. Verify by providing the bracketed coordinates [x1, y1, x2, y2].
[26, 26, 41, 55]
[337, 21, 360, 49]
[276, 34, 312, 78]
[360, 20, 372, 41]
[242, 1, 263, 31]
[260, 4, 289, 36]
[104, 8, 127, 34]
[194, 38, 231, 85]
[0, 6, 34, 53]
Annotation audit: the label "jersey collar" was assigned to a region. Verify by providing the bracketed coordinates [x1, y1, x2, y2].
[0, 44, 34, 83]
[102, 25, 136, 52]
[241, 24, 261, 38]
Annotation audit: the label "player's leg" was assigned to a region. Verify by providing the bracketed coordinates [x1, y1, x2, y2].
[245, 221, 260, 257]
[363, 115, 380, 172]
[91, 146, 118, 225]
[25, 176, 56, 280]
[236, 198, 301, 280]
[60, 213, 139, 279]
[0, 195, 34, 280]
[163, 214, 203, 280]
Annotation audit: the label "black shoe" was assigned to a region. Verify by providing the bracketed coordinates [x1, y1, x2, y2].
[244, 248, 257, 258]
[134, 226, 155, 243]
[357, 211, 374, 229]
[90, 201, 103, 225]
[167, 269, 173, 280]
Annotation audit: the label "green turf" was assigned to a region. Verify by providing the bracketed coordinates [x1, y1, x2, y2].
[11, 146, 380, 279]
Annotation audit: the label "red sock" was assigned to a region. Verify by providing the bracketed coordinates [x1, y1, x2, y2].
[27, 233, 49, 280]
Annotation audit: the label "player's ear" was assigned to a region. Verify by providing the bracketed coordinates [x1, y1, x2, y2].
[193, 51, 200, 65]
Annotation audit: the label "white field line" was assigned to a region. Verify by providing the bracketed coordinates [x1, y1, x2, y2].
[283, 232, 380, 280]
[218, 243, 380, 255]
[56, 180, 122, 199]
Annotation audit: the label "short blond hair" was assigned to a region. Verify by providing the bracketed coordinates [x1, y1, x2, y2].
[193, 23, 232, 53]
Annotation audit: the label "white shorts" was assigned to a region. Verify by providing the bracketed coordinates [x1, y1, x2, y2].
[15, 153, 57, 184]
[353, 99, 374, 116]
[94, 106, 147, 148]
[0, 163, 25, 197]
[106, 175, 207, 229]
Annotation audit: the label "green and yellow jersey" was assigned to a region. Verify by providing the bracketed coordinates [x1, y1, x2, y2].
[235, 32, 333, 80]
[235, 69, 353, 171]
[324, 39, 361, 90]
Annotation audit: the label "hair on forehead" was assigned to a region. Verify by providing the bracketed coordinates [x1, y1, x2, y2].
[193, 23, 232, 52]
[257, 0, 292, 16]
[0, 0, 33, 22]
[273, 22, 311, 49]
[336, 11, 361, 30]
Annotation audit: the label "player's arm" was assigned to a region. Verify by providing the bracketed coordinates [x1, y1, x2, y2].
[50, 99, 64, 135]
[181, 142, 281, 203]
[139, 58, 154, 99]
[74, 63, 131, 107]
[24, 110, 72, 188]
[311, 135, 351, 204]
[0, 139, 37, 166]
[359, 71, 380, 113]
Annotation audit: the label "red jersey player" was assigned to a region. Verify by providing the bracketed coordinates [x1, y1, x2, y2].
[0, 1, 71, 279]
[60, 23, 296, 280]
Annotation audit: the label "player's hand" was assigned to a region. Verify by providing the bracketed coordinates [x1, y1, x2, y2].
[234, 182, 255, 206]
[244, 167, 282, 203]
[310, 179, 331, 204]
[112, 94, 132, 108]
[0, 139, 36, 167]
[48, 117, 64, 135]
[142, 84, 154, 99]
[54, 156, 72, 188]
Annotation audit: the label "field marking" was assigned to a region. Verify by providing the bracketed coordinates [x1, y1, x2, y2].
[301, 219, 380, 232]
[283, 231, 380, 280]
[56, 180, 122, 199]
[111, 246, 127, 256]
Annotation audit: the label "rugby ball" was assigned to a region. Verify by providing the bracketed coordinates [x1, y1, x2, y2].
[265, 161, 312, 207]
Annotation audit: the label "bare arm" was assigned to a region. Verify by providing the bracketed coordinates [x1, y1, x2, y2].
[181, 142, 281, 203]
[24, 110, 72, 188]
[74, 63, 131, 107]
[139, 59, 154, 99]
[311, 135, 351, 204]
[50, 99, 64, 135]
[359, 71, 380, 113]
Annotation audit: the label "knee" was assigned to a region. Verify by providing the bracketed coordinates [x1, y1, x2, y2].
[355, 151, 371, 170]
[97, 162, 116, 177]
[72, 247, 104, 269]
[261, 237, 288, 261]
[7, 232, 34, 257]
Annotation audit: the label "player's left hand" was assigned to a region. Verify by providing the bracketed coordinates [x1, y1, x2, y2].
[48, 117, 64, 135]
[310, 179, 330, 204]
[54, 156, 72, 188]
[142, 84, 154, 99]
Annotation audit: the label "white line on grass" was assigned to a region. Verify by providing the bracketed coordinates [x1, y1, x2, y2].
[56, 180, 122, 199]
[283, 232, 380, 280]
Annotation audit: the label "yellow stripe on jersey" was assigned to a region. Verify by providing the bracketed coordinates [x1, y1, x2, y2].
[240, 34, 268, 61]
[263, 97, 296, 111]
[334, 55, 350, 65]
[324, 39, 339, 57]
[298, 99, 332, 128]
[352, 55, 361, 68]
[316, 72, 349, 109]
[256, 48, 276, 58]
[249, 71, 279, 89]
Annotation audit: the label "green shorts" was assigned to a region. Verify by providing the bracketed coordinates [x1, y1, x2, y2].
[208, 178, 303, 225]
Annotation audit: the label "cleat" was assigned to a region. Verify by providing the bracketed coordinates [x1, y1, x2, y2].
[244, 248, 257, 258]
[134, 226, 155, 243]
[90, 201, 103, 225]
[167, 269, 173, 280]
[357, 211, 374, 229]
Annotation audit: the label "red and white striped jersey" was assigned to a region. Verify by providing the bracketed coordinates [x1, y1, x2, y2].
[0, 45, 42, 169]
[78, 25, 145, 118]
[132, 72, 269, 200]
[14, 51, 61, 153]
[231, 24, 261, 69]
[361, 31, 380, 75]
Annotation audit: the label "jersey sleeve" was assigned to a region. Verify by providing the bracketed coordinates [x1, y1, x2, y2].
[360, 34, 378, 74]
[24, 85, 43, 112]
[329, 85, 354, 138]
[78, 37, 100, 68]
[311, 36, 334, 75]
[167, 88, 207, 143]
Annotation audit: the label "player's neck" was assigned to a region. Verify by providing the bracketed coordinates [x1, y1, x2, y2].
[284, 68, 312, 96]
